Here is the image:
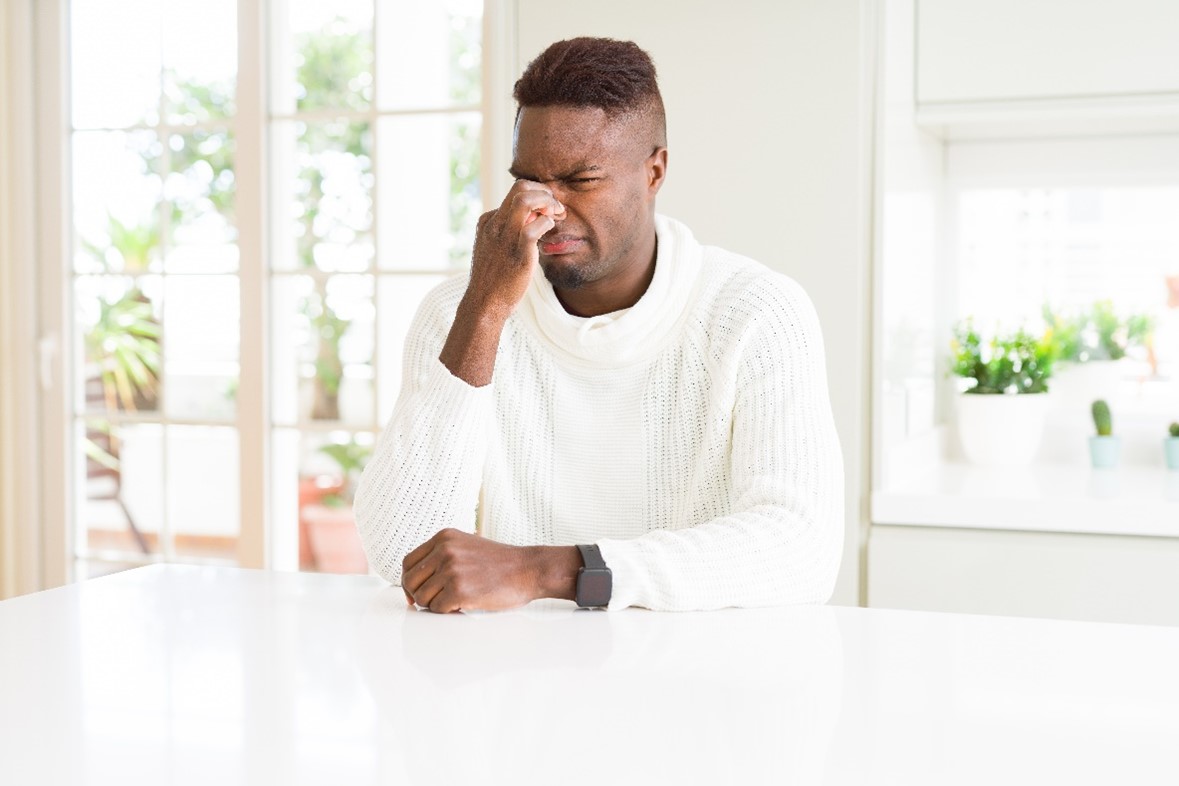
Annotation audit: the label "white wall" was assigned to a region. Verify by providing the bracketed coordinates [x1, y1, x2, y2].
[504, 0, 876, 605]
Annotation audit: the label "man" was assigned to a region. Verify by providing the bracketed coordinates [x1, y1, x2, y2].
[354, 37, 844, 612]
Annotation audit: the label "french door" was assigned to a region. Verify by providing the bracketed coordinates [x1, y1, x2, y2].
[55, 0, 486, 580]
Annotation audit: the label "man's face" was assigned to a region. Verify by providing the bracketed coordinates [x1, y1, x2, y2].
[510, 105, 664, 291]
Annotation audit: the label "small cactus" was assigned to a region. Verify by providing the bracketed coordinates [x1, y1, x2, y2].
[1092, 400, 1112, 436]
[1170, 422, 1179, 438]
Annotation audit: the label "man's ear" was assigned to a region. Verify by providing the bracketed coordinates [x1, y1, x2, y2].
[647, 147, 668, 195]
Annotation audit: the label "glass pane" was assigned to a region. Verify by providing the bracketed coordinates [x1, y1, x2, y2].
[270, 277, 312, 426]
[78, 420, 164, 556]
[957, 187, 1179, 380]
[165, 128, 239, 273]
[376, 274, 450, 423]
[271, 275, 375, 426]
[958, 188, 1179, 330]
[291, 430, 374, 574]
[73, 131, 163, 275]
[163, 276, 239, 420]
[272, 1, 374, 114]
[76, 276, 164, 416]
[375, 0, 482, 109]
[70, 0, 162, 128]
[168, 426, 240, 560]
[162, 0, 237, 124]
[375, 113, 481, 270]
[273, 120, 374, 272]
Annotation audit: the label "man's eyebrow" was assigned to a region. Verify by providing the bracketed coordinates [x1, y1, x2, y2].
[507, 163, 602, 182]
[555, 163, 601, 180]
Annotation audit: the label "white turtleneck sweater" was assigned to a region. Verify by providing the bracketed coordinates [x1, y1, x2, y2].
[354, 215, 844, 611]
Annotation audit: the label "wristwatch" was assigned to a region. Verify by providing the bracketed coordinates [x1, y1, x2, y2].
[575, 544, 612, 609]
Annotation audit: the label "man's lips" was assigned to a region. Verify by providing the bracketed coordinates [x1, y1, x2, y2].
[539, 235, 584, 255]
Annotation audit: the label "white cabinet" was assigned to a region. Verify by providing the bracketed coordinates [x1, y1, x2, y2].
[916, 0, 1179, 105]
[869, 524, 1179, 626]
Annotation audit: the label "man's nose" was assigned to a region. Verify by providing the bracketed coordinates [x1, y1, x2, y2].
[544, 181, 571, 206]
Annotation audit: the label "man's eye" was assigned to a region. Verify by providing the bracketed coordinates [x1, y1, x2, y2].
[567, 177, 600, 186]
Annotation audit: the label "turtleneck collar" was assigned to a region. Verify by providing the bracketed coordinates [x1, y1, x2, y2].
[517, 214, 704, 367]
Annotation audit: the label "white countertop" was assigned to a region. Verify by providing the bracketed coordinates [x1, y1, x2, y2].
[1, 565, 1177, 785]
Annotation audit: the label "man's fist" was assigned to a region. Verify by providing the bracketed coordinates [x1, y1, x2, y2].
[400, 529, 582, 613]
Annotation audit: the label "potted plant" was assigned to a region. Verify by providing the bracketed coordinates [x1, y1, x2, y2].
[299, 438, 371, 573]
[950, 320, 1057, 467]
[1089, 400, 1121, 469]
[1165, 422, 1179, 471]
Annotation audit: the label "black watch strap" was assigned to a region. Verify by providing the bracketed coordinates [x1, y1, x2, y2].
[576, 543, 607, 570]
[575, 544, 612, 608]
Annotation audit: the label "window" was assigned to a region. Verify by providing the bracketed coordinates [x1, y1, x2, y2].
[877, 133, 1179, 482]
[65, 0, 484, 579]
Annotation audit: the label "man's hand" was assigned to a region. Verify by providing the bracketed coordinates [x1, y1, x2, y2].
[439, 181, 564, 387]
[467, 179, 565, 318]
[401, 529, 581, 613]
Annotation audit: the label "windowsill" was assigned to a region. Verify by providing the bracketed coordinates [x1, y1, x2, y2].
[873, 433, 1179, 538]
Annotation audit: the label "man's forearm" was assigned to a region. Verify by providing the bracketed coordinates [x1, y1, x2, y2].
[439, 296, 510, 387]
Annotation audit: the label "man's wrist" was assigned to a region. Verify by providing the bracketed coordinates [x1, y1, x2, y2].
[457, 290, 514, 328]
[525, 545, 581, 602]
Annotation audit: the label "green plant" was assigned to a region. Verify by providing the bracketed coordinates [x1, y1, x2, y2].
[1168, 422, 1179, 439]
[1043, 301, 1154, 363]
[83, 288, 162, 412]
[950, 320, 1057, 394]
[317, 438, 372, 507]
[1092, 400, 1113, 437]
[80, 214, 161, 274]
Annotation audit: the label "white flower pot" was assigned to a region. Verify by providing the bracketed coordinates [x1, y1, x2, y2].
[1089, 435, 1122, 469]
[957, 393, 1050, 468]
[1165, 437, 1179, 471]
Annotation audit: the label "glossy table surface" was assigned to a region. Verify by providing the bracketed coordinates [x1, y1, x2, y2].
[1, 565, 1177, 785]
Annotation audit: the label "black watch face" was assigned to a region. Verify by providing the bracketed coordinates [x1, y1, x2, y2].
[578, 570, 612, 607]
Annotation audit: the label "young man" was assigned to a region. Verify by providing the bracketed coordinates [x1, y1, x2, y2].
[354, 37, 844, 612]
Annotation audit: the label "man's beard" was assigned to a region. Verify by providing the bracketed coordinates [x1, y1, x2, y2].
[540, 260, 589, 290]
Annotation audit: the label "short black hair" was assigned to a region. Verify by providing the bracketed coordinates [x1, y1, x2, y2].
[513, 37, 665, 142]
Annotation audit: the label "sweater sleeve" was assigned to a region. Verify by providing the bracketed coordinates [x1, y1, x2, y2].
[595, 278, 845, 611]
[353, 284, 493, 585]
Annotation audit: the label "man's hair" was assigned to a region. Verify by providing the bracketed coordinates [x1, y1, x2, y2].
[513, 37, 666, 143]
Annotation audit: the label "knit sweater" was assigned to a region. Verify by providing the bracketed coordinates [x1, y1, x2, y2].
[354, 214, 845, 611]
